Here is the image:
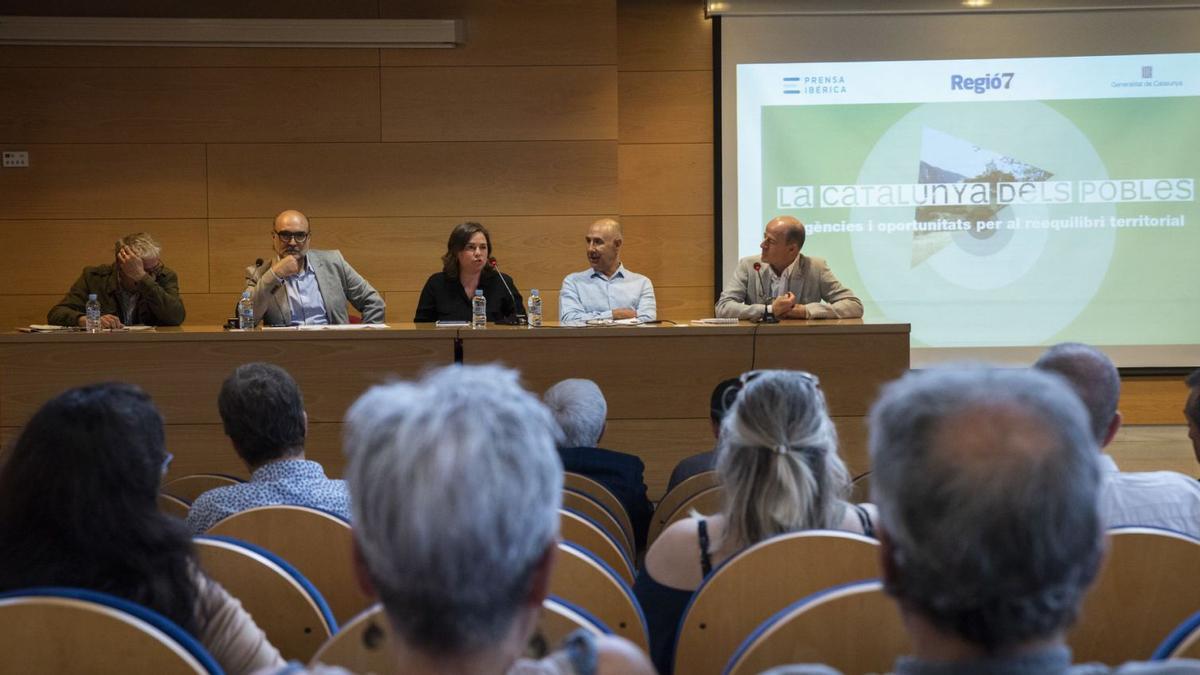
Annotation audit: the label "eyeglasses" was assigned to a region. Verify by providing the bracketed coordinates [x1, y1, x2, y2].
[273, 230, 309, 243]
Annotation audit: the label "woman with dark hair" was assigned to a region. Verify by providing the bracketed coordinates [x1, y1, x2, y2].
[413, 221, 525, 323]
[0, 383, 284, 674]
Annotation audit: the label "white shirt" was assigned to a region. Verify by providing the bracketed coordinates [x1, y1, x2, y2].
[1099, 454, 1200, 539]
[558, 263, 656, 326]
[767, 256, 799, 298]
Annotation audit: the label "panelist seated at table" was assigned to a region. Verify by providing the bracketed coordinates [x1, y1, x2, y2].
[559, 217, 656, 326]
[414, 221, 525, 323]
[47, 232, 186, 328]
[715, 215, 863, 322]
[245, 209, 385, 326]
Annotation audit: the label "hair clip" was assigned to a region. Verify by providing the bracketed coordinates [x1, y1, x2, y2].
[774, 444, 789, 455]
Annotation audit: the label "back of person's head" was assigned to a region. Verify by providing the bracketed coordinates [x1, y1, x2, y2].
[218, 362, 306, 468]
[0, 382, 198, 633]
[869, 366, 1103, 652]
[710, 377, 741, 425]
[1033, 342, 1119, 444]
[717, 370, 850, 549]
[543, 378, 607, 448]
[343, 365, 564, 657]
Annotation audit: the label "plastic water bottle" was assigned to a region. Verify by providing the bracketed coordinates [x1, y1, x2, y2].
[85, 293, 101, 333]
[527, 289, 543, 327]
[237, 290, 255, 330]
[471, 289, 487, 329]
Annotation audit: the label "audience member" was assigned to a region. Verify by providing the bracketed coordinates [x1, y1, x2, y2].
[0, 383, 283, 674]
[47, 232, 186, 327]
[295, 364, 653, 675]
[636, 370, 873, 674]
[543, 378, 653, 552]
[1186, 368, 1200, 467]
[414, 221, 524, 323]
[558, 218, 656, 325]
[768, 366, 1200, 675]
[1035, 343, 1200, 538]
[245, 210, 385, 326]
[665, 377, 740, 492]
[187, 363, 350, 533]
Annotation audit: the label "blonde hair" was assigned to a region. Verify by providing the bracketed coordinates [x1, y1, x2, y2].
[114, 233, 161, 259]
[715, 370, 851, 551]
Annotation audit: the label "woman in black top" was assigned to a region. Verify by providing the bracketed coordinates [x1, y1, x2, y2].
[414, 221, 525, 323]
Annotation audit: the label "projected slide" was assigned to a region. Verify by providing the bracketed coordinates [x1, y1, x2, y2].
[736, 54, 1199, 351]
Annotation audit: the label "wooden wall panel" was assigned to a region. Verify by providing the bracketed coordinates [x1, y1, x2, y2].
[206, 141, 618, 217]
[0, 296, 64, 330]
[1108, 425, 1196, 476]
[0, 46, 379, 68]
[618, 0, 711, 72]
[379, 0, 616, 67]
[620, 215, 712, 287]
[619, 143, 712, 215]
[382, 66, 617, 142]
[0, 220, 209, 294]
[0, 1, 381, 19]
[0, 68, 381, 143]
[656, 287, 716, 320]
[619, 70, 712, 144]
[0, 144, 207, 219]
[1121, 376, 1193, 425]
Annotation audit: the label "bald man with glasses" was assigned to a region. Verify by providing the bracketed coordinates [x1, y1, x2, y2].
[244, 210, 385, 326]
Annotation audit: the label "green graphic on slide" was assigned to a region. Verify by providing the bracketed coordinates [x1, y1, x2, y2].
[761, 98, 1200, 348]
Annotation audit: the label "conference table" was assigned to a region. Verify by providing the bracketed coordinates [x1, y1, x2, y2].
[0, 320, 909, 498]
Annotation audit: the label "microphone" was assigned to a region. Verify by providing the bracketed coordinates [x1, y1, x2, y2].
[488, 257, 527, 325]
[753, 262, 778, 324]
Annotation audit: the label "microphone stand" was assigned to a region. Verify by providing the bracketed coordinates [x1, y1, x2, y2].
[488, 259, 527, 326]
[754, 263, 778, 324]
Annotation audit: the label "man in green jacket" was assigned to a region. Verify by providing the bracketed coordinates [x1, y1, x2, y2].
[47, 232, 186, 328]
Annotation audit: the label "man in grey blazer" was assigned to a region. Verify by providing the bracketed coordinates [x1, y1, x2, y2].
[246, 210, 385, 326]
[715, 215, 863, 322]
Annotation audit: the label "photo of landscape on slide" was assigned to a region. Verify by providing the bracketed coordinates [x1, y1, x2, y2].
[758, 94, 1199, 349]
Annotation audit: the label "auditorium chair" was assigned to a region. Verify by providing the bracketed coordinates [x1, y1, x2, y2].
[724, 580, 908, 675]
[559, 508, 636, 586]
[206, 505, 372, 625]
[1153, 609, 1200, 660]
[562, 487, 634, 560]
[674, 530, 881, 675]
[0, 587, 221, 674]
[158, 492, 191, 520]
[549, 541, 650, 652]
[564, 472, 636, 555]
[850, 471, 872, 503]
[661, 485, 726, 532]
[1070, 526, 1200, 663]
[194, 535, 337, 661]
[648, 471, 720, 546]
[162, 473, 245, 503]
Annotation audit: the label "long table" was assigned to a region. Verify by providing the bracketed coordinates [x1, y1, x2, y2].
[0, 320, 909, 498]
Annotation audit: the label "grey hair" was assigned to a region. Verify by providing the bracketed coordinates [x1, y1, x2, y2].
[543, 378, 607, 448]
[114, 232, 162, 259]
[869, 366, 1103, 652]
[1033, 342, 1119, 444]
[342, 364, 564, 656]
[716, 370, 850, 551]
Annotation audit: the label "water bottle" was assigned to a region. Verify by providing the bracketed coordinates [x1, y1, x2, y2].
[237, 290, 255, 330]
[471, 289, 487, 329]
[527, 289, 543, 328]
[85, 293, 101, 333]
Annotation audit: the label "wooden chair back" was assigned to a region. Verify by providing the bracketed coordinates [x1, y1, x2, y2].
[1153, 609, 1200, 660]
[559, 508, 635, 586]
[162, 473, 245, 503]
[158, 492, 191, 520]
[562, 488, 634, 560]
[1069, 527, 1200, 663]
[206, 505, 373, 625]
[663, 485, 725, 531]
[564, 472, 635, 555]
[674, 530, 881, 675]
[850, 471, 871, 504]
[549, 541, 649, 652]
[648, 471, 720, 546]
[724, 580, 908, 675]
[311, 596, 611, 674]
[195, 535, 336, 662]
[0, 588, 219, 674]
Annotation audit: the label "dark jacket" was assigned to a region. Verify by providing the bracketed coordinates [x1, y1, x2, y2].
[47, 263, 186, 326]
[558, 446, 653, 553]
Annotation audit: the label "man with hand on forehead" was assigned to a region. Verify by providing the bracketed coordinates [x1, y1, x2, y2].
[245, 209, 385, 327]
[48, 232, 186, 328]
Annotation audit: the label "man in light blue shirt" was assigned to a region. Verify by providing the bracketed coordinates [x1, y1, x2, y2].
[559, 218, 656, 326]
